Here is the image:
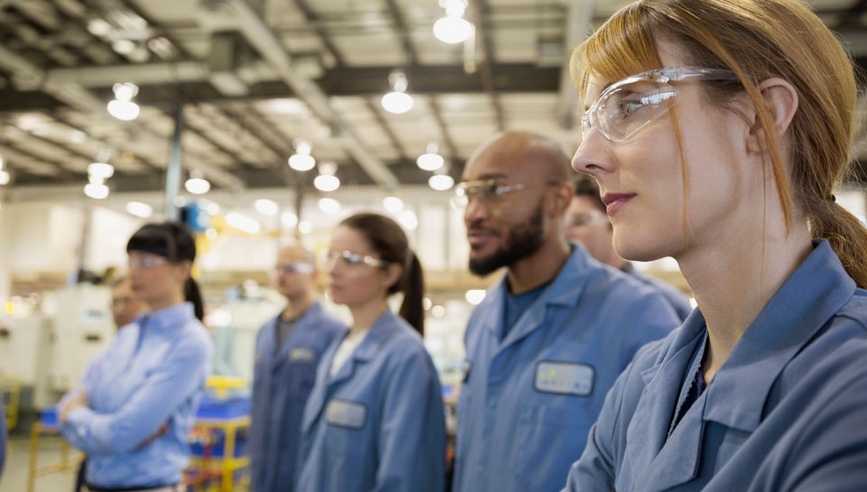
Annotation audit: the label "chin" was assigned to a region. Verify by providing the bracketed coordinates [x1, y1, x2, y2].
[612, 228, 676, 262]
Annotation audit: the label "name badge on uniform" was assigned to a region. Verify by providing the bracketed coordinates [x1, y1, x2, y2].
[534, 361, 594, 396]
[289, 347, 316, 363]
[462, 359, 473, 383]
[325, 399, 368, 430]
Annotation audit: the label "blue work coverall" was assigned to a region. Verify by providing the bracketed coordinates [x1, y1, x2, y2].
[453, 245, 680, 492]
[296, 309, 446, 492]
[249, 302, 346, 492]
[563, 240, 867, 492]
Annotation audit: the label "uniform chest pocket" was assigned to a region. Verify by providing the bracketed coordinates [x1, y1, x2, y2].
[511, 403, 593, 491]
[322, 400, 372, 490]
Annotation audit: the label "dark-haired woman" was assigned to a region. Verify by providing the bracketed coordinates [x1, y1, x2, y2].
[296, 213, 446, 492]
[59, 222, 213, 492]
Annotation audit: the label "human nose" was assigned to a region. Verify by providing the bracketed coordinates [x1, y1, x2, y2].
[464, 194, 491, 226]
[571, 130, 616, 177]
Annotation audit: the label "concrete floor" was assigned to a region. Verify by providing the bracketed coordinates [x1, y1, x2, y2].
[1, 435, 78, 492]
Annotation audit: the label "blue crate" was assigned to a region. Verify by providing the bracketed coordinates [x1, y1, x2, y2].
[40, 406, 59, 427]
[195, 395, 250, 420]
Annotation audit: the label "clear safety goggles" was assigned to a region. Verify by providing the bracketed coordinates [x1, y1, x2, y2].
[580, 67, 738, 143]
[324, 249, 389, 269]
[452, 179, 560, 209]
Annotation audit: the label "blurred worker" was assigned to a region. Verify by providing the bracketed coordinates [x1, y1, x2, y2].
[1, 400, 5, 477]
[111, 276, 149, 329]
[296, 213, 446, 492]
[566, 174, 692, 320]
[451, 132, 680, 492]
[73, 276, 150, 492]
[249, 245, 346, 492]
[59, 222, 213, 492]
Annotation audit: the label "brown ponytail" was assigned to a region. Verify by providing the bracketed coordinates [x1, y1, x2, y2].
[808, 198, 867, 288]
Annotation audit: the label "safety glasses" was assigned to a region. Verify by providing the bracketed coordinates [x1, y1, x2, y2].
[580, 67, 739, 143]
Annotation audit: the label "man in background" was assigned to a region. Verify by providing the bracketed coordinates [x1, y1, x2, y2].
[248, 245, 346, 492]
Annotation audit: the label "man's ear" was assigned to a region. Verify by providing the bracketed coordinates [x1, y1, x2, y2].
[745, 77, 799, 155]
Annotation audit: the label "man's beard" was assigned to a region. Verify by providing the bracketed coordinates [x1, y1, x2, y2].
[468, 201, 545, 276]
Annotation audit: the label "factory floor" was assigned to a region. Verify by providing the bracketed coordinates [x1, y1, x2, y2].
[1, 435, 77, 492]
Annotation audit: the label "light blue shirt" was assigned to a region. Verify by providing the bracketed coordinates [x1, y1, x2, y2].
[60, 302, 213, 488]
[249, 302, 346, 492]
[563, 240, 867, 492]
[624, 263, 693, 321]
[453, 245, 680, 492]
[296, 309, 446, 492]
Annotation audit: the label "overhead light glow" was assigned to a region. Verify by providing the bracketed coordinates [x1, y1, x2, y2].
[107, 99, 140, 121]
[417, 143, 445, 171]
[125, 201, 153, 218]
[205, 228, 218, 240]
[185, 177, 211, 195]
[289, 138, 316, 171]
[465, 289, 486, 305]
[318, 197, 341, 215]
[383, 196, 404, 214]
[87, 18, 112, 36]
[397, 210, 418, 231]
[431, 305, 446, 318]
[226, 212, 261, 234]
[112, 39, 136, 55]
[314, 174, 340, 192]
[204, 201, 220, 216]
[281, 212, 298, 228]
[381, 91, 414, 114]
[0, 171, 9, 186]
[254, 198, 279, 216]
[84, 183, 109, 199]
[428, 174, 455, 191]
[382, 71, 414, 114]
[87, 162, 114, 179]
[433, 16, 474, 44]
[298, 221, 313, 234]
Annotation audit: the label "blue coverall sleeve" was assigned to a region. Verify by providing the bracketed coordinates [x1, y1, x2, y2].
[374, 348, 447, 492]
[62, 335, 210, 455]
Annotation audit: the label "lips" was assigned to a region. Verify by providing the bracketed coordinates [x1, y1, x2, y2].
[467, 228, 497, 249]
[601, 192, 636, 216]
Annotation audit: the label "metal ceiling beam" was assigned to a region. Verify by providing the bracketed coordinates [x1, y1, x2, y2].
[428, 95, 459, 161]
[289, 0, 346, 66]
[363, 97, 409, 160]
[204, 0, 398, 188]
[470, 0, 505, 131]
[558, 0, 594, 129]
[382, 0, 418, 66]
[0, 42, 245, 189]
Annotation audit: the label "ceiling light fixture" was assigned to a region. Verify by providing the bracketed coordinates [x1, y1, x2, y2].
[84, 183, 109, 199]
[185, 169, 211, 195]
[318, 197, 341, 215]
[428, 172, 455, 191]
[87, 162, 114, 179]
[125, 201, 153, 218]
[397, 209, 419, 231]
[314, 161, 340, 192]
[433, 0, 474, 44]
[254, 198, 279, 216]
[107, 83, 141, 121]
[381, 71, 414, 114]
[383, 196, 404, 214]
[226, 212, 261, 234]
[417, 142, 445, 171]
[288, 138, 316, 171]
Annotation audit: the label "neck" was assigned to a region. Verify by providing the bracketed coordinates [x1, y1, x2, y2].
[506, 235, 571, 295]
[282, 291, 316, 320]
[348, 298, 389, 337]
[148, 291, 186, 314]
[678, 220, 812, 382]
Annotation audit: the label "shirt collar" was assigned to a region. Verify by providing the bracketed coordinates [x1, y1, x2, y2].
[141, 302, 196, 334]
[703, 239, 856, 431]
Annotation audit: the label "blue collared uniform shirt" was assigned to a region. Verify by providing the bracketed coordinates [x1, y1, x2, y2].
[249, 302, 347, 492]
[624, 263, 693, 321]
[453, 245, 680, 492]
[60, 302, 213, 488]
[296, 309, 446, 492]
[563, 239, 867, 492]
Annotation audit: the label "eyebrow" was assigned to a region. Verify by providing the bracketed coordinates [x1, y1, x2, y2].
[583, 81, 615, 111]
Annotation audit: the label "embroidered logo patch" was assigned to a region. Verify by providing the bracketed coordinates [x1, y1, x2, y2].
[289, 347, 316, 363]
[534, 361, 594, 396]
[325, 399, 368, 429]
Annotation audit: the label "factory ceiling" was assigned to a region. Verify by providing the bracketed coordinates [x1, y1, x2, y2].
[0, 0, 865, 194]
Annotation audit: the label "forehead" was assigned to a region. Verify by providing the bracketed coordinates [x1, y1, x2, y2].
[463, 138, 536, 182]
[112, 280, 134, 295]
[277, 247, 312, 263]
[329, 225, 375, 255]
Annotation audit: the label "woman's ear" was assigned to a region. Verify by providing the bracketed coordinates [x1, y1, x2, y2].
[746, 77, 799, 154]
[174, 260, 193, 283]
[384, 263, 403, 290]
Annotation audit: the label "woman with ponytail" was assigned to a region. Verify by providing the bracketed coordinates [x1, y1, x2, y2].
[296, 213, 446, 492]
[59, 222, 213, 492]
[563, 0, 867, 491]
